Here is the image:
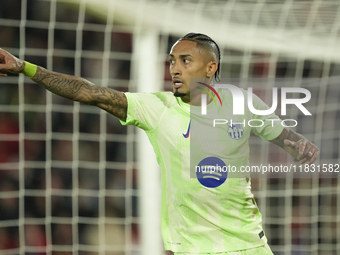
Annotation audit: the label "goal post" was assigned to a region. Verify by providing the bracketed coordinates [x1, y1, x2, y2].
[133, 29, 163, 255]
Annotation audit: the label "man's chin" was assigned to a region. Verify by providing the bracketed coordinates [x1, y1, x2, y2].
[173, 91, 187, 97]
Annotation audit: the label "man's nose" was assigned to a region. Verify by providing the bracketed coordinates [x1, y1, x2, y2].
[170, 62, 181, 76]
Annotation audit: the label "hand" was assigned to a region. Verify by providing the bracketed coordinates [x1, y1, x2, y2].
[284, 138, 319, 165]
[0, 48, 25, 76]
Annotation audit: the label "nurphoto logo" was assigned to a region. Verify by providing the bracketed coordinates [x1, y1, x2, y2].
[198, 83, 312, 128]
[200, 83, 311, 116]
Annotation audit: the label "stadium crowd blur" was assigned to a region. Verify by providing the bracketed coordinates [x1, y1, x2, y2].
[0, 1, 339, 255]
[0, 1, 135, 254]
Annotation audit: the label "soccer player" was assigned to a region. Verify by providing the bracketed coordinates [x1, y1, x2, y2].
[0, 33, 319, 255]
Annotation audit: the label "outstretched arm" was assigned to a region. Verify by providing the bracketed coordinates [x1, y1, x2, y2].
[0, 48, 127, 121]
[270, 128, 319, 165]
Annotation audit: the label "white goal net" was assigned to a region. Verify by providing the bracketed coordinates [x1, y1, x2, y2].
[0, 0, 339, 255]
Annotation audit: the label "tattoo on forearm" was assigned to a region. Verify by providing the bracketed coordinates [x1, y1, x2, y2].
[35, 70, 84, 94]
[32, 67, 127, 120]
[286, 129, 293, 141]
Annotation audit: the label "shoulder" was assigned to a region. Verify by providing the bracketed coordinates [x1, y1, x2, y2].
[215, 86, 247, 98]
[215, 87, 248, 107]
[150, 91, 177, 105]
[216, 86, 265, 104]
[125, 91, 177, 107]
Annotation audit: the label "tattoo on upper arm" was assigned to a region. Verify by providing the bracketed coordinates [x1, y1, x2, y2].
[94, 87, 127, 119]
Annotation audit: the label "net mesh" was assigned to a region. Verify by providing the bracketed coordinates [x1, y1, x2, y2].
[0, 0, 339, 255]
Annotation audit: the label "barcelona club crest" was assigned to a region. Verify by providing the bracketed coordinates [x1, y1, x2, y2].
[227, 123, 244, 140]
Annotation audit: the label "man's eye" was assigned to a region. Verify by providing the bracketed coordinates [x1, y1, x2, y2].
[183, 59, 190, 63]
[169, 59, 174, 64]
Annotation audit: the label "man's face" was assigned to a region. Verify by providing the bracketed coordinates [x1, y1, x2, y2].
[169, 40, 211, 103]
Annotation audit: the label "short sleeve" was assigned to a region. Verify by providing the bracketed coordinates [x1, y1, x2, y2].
[119, 92, 171, 131]
[250, 93, 284, 141]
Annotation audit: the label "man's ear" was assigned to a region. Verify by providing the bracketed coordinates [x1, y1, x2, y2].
[206, 61, 218, 78]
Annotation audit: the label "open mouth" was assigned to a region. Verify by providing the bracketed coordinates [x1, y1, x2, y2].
[173, 82, 183, 88]
[173, 78, 184, 88]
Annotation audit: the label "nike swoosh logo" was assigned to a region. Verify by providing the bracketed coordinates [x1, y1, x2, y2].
[183, 120, 191, 138]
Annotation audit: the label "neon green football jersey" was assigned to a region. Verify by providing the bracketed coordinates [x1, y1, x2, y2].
[119, 88, 283, 253]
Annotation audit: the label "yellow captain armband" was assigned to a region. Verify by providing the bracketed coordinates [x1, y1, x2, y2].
[22, 61, 37, 78]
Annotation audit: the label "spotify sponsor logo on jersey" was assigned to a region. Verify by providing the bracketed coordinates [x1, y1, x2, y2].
[195, 157, 228, 188]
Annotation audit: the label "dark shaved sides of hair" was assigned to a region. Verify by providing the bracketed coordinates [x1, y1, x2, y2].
[179, 33, 221, 82]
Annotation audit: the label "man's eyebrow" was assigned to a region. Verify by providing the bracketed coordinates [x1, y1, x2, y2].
[168, 54, 193, 58]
